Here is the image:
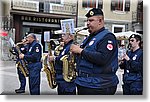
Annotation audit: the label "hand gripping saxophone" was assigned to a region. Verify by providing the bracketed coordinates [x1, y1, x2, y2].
[60, 27, 88, 82]
[43, 42, 57, 89]
[15, 42, 29, 77]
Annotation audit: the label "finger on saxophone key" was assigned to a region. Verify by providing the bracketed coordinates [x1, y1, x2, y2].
[70, 44, 83, 54]
[19, 53, 24, 59]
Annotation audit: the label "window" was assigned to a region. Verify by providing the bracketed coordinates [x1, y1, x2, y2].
[50, 0, 61, 4]
[112, 24, 125, 33]
[111, 0, 130, 12]
[114, 27, 123, 33]
[82, 0, 103, 9]
[39, 0, 61, 13]
[39, 2, 44, 12]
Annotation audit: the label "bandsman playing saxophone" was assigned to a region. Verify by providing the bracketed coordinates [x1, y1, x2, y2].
[70, 8, 119, 95]
[19, 33, 42, 95]
[10, 37, 29, 93]
[48, 33, 76, 95]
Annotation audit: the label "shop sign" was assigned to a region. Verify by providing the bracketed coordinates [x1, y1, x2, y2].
[21, 16, 60, 24]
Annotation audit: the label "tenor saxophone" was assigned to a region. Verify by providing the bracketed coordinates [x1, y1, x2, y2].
[60, 27, 87, 82]
[15, 42, 29, 77]
[43, 42, 57, 89]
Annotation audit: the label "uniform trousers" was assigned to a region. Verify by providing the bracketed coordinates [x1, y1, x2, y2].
[122, 81, 143, 95]
[76, 84, 117, 95]
[17, 68, 26, 90]
[57, 82, 76, 95]
[28, 63, 41, 95]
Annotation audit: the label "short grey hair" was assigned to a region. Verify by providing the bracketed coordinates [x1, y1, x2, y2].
[27, 33, 36, 40]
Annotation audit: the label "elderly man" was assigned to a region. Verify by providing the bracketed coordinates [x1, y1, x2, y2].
[49, 33, 76, 95]
[70, 8, 119, 95]
[19, 33, 42, 95]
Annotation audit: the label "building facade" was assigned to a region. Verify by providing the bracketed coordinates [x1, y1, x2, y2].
[1, 0, 143, 54]
[2, 0, 77, 52]
[77, 0, 143, 34]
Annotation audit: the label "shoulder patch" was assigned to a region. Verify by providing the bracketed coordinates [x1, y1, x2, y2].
[107, 44, 113, 50]
[36, 47, 39, 52]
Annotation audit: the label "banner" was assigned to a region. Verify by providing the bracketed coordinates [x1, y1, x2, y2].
[60, 19, 75, 34]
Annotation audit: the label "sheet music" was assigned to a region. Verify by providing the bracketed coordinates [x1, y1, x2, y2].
[8, 37, 15, 47]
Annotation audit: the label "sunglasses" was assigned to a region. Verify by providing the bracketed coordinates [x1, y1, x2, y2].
[129, 39, 135, 42]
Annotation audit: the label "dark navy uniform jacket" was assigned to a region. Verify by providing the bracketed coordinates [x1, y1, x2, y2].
[55, 40, 76, 92]
[24, 40, 42, 70]
[120, 48, 143, 83]
[75, 27, 119, 88]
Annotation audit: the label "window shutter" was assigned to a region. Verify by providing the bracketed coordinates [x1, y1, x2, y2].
[39, 2, 44, 12]
[82, 0, 87, 8]
[98, 0, 103, 9]
[111, 0, 116, 11]
[125, 0, 130, 11]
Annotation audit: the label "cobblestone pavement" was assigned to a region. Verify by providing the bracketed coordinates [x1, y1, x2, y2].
[0, 60, 123, 95]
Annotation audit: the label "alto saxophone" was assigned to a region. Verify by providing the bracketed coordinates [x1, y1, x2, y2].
[61, 27, 88, 82]
[54, 42, 64, 56]
[15, 42, 29, 77]
[60, 53, 76, 82]
[43, 42, 57, 89]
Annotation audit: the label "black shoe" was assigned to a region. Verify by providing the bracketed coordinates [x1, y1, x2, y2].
[15, 89, 25, 93]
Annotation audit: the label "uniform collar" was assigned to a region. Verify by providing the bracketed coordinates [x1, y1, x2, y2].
[30, 40, 36, 47]
[131, 48, 141, 53]
[64, 40, 73, 48]
[89, 27, 105, 37]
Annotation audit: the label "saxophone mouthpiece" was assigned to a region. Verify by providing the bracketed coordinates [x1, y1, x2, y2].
[76, 27, 88, 33]
[83, 27, 88, 30]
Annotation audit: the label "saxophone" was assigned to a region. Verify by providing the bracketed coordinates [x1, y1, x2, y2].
[54, 42, 64, 56]
[60, 27, 88, 82]
[15, 42, 29, 77]
[43, 42, 57, 89]
[60, 53, 76, 82]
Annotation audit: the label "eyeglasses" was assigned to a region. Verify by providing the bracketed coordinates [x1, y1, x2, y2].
[129, 39, 135, 42]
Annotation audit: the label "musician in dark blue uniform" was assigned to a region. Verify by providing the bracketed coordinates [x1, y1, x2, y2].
[119, 34, 143, 95]
[19, 33, 42, 95]
[10, 38, 29, 93]
[70, 8, 119, 95]
[49, 34, 76, 95]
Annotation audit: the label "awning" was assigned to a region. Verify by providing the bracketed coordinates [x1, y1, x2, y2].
[54, 26, 89, 36]
[114, 31, 142, 40]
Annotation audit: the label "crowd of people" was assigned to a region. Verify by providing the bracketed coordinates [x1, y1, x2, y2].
[10, 8, 143, 95]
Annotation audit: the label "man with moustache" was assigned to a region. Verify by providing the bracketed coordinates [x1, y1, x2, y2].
[70, 8, 119, 95]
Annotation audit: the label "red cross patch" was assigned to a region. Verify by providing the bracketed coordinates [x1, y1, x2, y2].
[107, 44, 113, 50]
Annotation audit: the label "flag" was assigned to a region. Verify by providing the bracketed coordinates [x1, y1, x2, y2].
[0, 30, 8, 37]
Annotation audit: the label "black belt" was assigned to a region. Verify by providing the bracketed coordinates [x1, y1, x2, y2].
[28, 61, 41, 64]
[77, 71, 114, 77]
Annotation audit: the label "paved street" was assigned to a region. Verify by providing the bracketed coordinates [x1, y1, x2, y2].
[0, 60, 123, 95]
[0, 60, 57, 95]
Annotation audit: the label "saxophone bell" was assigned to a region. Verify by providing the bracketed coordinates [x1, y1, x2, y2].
[42, 42, 57, 89]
